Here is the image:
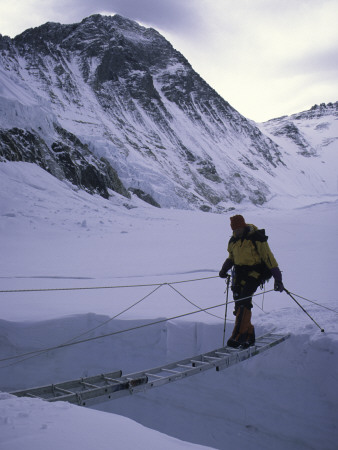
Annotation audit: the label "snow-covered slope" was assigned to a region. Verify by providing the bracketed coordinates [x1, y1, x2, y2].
[260, 102, 338, 203]
[1, 14, 336, 211]
[0, 13, 337, 450]
[0, 161, 337, 449]
[0, 392, 211, 450]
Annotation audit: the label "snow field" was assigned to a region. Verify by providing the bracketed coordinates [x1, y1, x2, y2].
[0, 392, 210, 450]
[0, 161, 337, 449]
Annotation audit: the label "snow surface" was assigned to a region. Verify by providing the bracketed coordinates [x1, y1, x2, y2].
[0, 161, 338, 449]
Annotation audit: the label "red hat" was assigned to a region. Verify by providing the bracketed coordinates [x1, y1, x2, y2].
[230, 215, 246, 230]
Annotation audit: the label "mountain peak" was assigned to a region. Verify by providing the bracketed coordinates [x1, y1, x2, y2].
[77, 13, 165, 46]
[1, 15, 335, 210]
[306, 101, 338, 116]
[81, 13, 140, 27]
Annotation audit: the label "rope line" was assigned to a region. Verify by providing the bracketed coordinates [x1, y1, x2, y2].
[288, 291, 338, 314]
[0, 275, 219, 294]
[0, 284, 165, 370]
[64, 284, 164, 345]
[0, 269, 334, 370]
[0, 301, 228, 364]
[252, 299, 268, 313]
[0, 283, 230, 370]
[167, 283, 224, 321]
[284, 288, 325, 332]
[0, 288, 273, 367]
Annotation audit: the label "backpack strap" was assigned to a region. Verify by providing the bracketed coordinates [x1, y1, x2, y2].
[250, 230, 272, 283]
[229, 228, 268, 248]
[243, 229, 272, 283]
[247, 229, 268, 252]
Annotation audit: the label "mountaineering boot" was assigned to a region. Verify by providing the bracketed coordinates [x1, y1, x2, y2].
[241, 328, 256, 349]
[227, 305, 255, 348]
[227, 338, 241, 348]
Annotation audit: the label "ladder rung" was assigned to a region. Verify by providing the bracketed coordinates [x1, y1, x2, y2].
[103, 377, 125, 384]
[81, 382, 100, 389]
[203, 356, 222, 361]
[177, 364, 194, 369]
[215, 351, 232, 356]
[190, 360, 209, 365]
[161, 368, 181, 374]
[144, 373, 165, 379]
[224, 347, 241, 352]
[53, 386, 74, 395]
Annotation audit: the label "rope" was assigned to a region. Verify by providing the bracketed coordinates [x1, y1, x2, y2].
[261, 284, 266, 311]
[252, 299, 268, 313]
[0, 284, 165, 370]
[284, 288, 325, 332]
[64, 282, 228, 346]
[0, 269, 334, 371]
[0, 281, 226, 369]
[64, 284, 164, 345]
[0, 288, 273, 368]
[0, 275, 219, 294]
[222, 275, 231, 346]
[0, 301, 228, 364]
[288, 291, 338, 314]
[0, 274, 227, 368]
[167, 283, 224, 321]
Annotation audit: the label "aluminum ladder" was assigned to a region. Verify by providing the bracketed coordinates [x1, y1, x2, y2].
[10, 331, 290, 407]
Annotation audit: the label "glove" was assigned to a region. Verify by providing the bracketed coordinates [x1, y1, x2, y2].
[274, 280, 284, 292]
[270, 267, 284, 292]
[219, 258, 233, 278]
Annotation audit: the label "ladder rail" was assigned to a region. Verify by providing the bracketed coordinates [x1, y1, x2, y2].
[11, 370, 123, 399]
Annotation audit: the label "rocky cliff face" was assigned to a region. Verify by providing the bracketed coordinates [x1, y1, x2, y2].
[0, 15, 335, 210]
[0, 126, 129, 199]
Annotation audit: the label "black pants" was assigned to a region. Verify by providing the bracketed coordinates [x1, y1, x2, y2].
[229, 276, 260, 345]
[232, 276, 261, 312]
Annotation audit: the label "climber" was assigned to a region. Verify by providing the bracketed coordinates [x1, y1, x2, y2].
[219, 214, 284, 348]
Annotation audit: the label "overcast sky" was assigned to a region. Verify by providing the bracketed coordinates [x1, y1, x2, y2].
[0, 0, 337, 121]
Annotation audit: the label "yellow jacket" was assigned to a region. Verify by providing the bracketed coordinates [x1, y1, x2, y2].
[227, 225, 278, 279]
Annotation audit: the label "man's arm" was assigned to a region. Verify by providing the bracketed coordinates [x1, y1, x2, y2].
[219, 258, 233, 278]
[257, 241, 284, 292]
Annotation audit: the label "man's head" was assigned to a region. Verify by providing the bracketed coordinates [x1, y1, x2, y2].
[230, 215, 246, 237]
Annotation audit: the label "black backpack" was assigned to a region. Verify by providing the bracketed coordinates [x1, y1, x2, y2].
[229, 228, 273, 284]
[248, 229, 272, 283]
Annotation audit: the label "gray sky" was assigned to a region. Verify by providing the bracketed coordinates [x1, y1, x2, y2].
[0, 0, 337, 121]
